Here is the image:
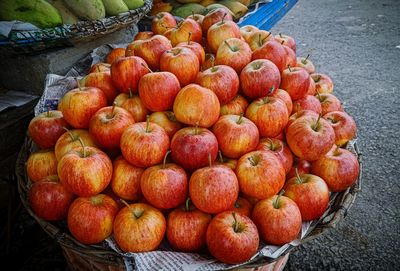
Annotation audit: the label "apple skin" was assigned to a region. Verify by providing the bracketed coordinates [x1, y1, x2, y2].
[55, 129, 98, 161]
[111, 156, 144, 201]
[212, 114, 259, 159]
[207, 19, 241, 53]
[80, 71, 118, 104]
[58, 86, 108, 129]
[134, 31, 154, 41]
[89, 106, 135, 150]
[323, 111, 357, 146]
[160, 47, 200, 87]
[286, 157, 312, 180]
[140, 161, 188, 209]
[166, 200, 212, 252]
[280, 67, 311, 101]
[215, 38, 252, 74]
[138, 71, 181, 112]
[228, 197, 252, 217]
[252, 194, 302, 245]
[149, 111, 183, 139]
[283, 45, 297, 69]
[170, 126, 218, 172]
[296, 56, 315, 74]
[240, 59, 281, 100]
[164, 18, 202, 46]
[284, 173, 330, 221]
[252, 40, 287, 72]
[236, 150, 286, 200]
[270, 88, 293, 115]
[307, 77, 316, 95]
[318, 93, 343, 115]
[89, 62, 110, 73]
[26, 150, 58, 183]
[202, 8, 234, 36]
[67, 194, 119, 244]
[173, 84, 220, 128]
[114, 92, 149, 122]
[201, 53, 215, 71]
[195, 65, 239, 105]
[274, 34, 296, 52]
[292, 95, 322, 114]
[206, 211, 259, 264]
[311, 147, 360, 192]
[29, 175, 74, 221]
[245, 96, 289, 138]
[176, 41, 206, 65]
[28, 110, 69, 149]
[220, 94, 249, 116]
[120, 121, 170, 168]
[113, 202, 166, 252]
[285, 109, 319, 134]
[189, 13, 204, 26]
[110, 56, 149, 94]
[106, 48, 126, 64]
[58, 146, 113, 197]
[256, 137, 294, 174]
[311, 73, 334, 94]
[240, 25, 259, 43]
[214, 153, 238, 171]
[151, 12, 177, 35]
[247, 30, 274, 51]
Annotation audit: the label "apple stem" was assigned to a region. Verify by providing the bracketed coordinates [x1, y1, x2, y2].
[191, 11, 195, 19]
[185, 198, 191, 212]
[187, 32, 192, 45]
[208, 153, 212, 167]
[218, 150, 224, 163]
[258, 34, 262, 46]
[62, 127, 75, 141]
[76, 78, 83, 91]
[162, 150, 171, 169]
[279, 33, 283, 38]
[209, 54, 216, 71]
[232, 212, 240, 233]
[221, 13, 227, 24]
[194, 125, 199, 135]
[316, 90, 322, 101]
[96, 66, 101, 73]
[109, 102, 116, 119]
[268, 86, 275, 96]
[281, 40, 285, 45]
[141, 63, 153, 73]
[267, 138, 275, 151]
[236, 113, 244, 124]
[248, 156, 257, 166]
[129, 88, 133, 98]
[145, 115, 150, 133]
[120, 199, 143, 219]
[302, 54, 310, 64]
[78, 137, 86, 158]
[273, 190, 285, 209]
[295, 168, 303, 184]
[312, 114, 322, 131]
[296, 102, 301, 118]
[46, 106, 51, 117]
[288, 65, 292, 72]
[224, 40, 235, 52]
[333, 146, 341, 156]
[262, 32, 272, 43]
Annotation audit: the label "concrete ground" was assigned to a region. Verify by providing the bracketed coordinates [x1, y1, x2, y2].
[273, 0, 400, 270]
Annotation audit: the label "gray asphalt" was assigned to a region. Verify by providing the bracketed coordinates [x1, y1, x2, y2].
[272, 0, 400, 270]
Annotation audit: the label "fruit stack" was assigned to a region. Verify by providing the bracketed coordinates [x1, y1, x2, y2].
[25, 10, 360, 266]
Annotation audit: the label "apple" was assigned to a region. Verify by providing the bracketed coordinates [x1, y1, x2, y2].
[170, 126, 218, 172]
[140, 151, 188, 209]
[317, 93, 343, 115]
[80, 71, 118, 104]
[166, 198, 212, 252]
[195, 64, 239, 105]
[206, 211, 259, 264]
[111, 156, 144, 201]
[58, 85, 107, 129]
[247, 30, 274, 51]
[113, 202, 166, 252]
[120, 118, 170, 168]
[270, 88, 293, 115]
[285, 109, 319, 134]
[284, 171, 330, 221]
[134, 31, 154, 41]
[296, 55, 315, 74]
[240, 25, 259, 43]
[286, 157, 312, 180]
[240, 59, 281, 99]
[151, 12, 177, 35]
[215, 38, 252, 74]
[164, 18, 202, 46]
[256, 137, 293, 174]
[323, 111, 357, 146]
[252, 192, 302, 245]
[252, 40, 287, 72]
[54, 128, 97, 161]
[26, 150, 58, 183]
[202, 8, 233, 35]
[311, 147, 360, 192]
[160, 47, 200, 87]
[283, 45, 297, 69]
[245, 95, 289, 138]
[212, 114, 259, 159]
[201, 53, 215, 71]
[207, 18, 241, 53]
[274, 33, 296, 52]
[236, 150, 285, 200]
[148, 111, 183, 139]
[106, 47, 126, 64]
[67, 194, 118, 244]
[228, 197, 252, 217]
[307, 77, 316, 95]
[293, 95, 322, 114]
[220, 94, 249, 115]
[114, 92, 149, 122]
[89, 105, 135, 150]
[138, 70, 181, 112]
[29, 175, 74, 221]
[286, 114, 335, 161]
[110, 56, 149, 94]
[173, 84, 220, 128]
[189, 13, 204, 26]
[177, 35, 206, 65]
[311, 73, 334, 94]
[280, 66, 311, 101]
[214, 151, 238, 170]
[89, 62, 110, 73]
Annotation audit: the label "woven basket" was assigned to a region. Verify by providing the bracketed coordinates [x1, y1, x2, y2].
[0, 0, 152, 55]
[16, 137, 362, 271]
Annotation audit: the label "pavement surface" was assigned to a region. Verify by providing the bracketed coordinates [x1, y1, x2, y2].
[273, 0, 400, 270]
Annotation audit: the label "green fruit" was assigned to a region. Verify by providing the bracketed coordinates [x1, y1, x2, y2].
[176, 0, 202, 4]
[49, 0, 79, 25]
[203, 4, 233, 16]
[0, 0, 62, 29]
[123, 0, 144, 10]
[218, 0, 248, 19]
[171, 3, 205, 18]
[102, 0, 129, 16]
[64, 0, 105, 20]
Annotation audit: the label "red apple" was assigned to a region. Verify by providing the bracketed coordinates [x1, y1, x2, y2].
[296, 55, 315, 74]
[189, 13, 204, 26]
[177, 36, 206, 65]
[106, 48, 126, 64]
[206, 211, 259, 264]
[274, 33, 296, 52]
[240, 25, 259, 43]
[280, 66, 311, 101]
[270, 88, 293, 115]
[252, 40, 287, 72]
[89, 62, 110, 73]
[167, 199, 212, 252]
[307, 77, 316, 95]
[80, 71, 118, 104]
[283, 45, 297, 69]
[58, 85, 107, 129]
[207, 18, 240, 53]
[55, 129, 98, 161]
[111, 156, 144, 201]
[26, 150, 58, 183]
[195, 64, 239, 105]
[149, 111, 183, 139]
[151, 12, 177, 35]
[29, 175, 74, 221]
[228, 197, 252, 217]
[292, 95, 322, 114]
[317, 93, 343, 115]
[215, 38, 252, 74]
[120, 119, 170, 167]
[114, 92, 149, 122]
[202, 8, 233, 35]
[236, 150, 285, 200]
[252, 192, 302, 245]
[240, 59, 281, 99]
[311, 147, 360, 192]
[247, 30, 274, 51]
[134, 31, 154, 41]
[285, 109, 319, 133]
[311, 73, 334, 94]
[212, 114, 259, 159]
[173, 84, 220, 128]
[164, 18, 202, 46]
[214, 151, 238, 170]
[286, 157, 312, 180]
[284, 172, 330, 221]
[28, 110, 69, 149]
[170, 126, 218, 172]
[113, 202, 166, 252]
[220, 94, 249, 115]
[256, 137, 293, 174]
[324, 111, 357, 146]
[201, 53, 216, 71]
[138, 71, 181, 111]
[160, 47, 200, 87]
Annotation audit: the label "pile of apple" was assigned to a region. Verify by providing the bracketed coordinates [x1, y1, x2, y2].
[25, 8, 360, 265]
